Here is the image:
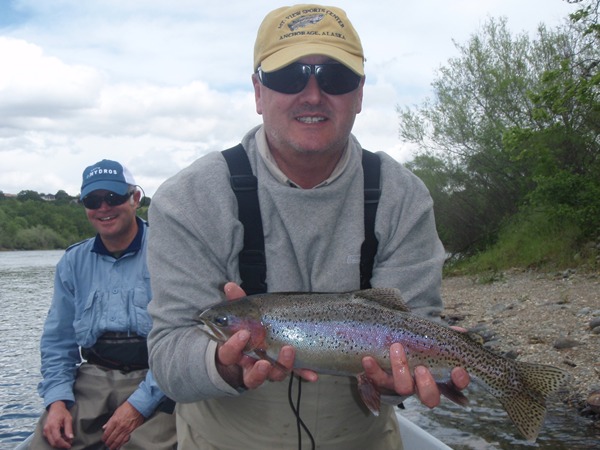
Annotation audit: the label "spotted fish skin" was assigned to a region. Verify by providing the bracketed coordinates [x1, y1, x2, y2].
[197, 288, 569, 441]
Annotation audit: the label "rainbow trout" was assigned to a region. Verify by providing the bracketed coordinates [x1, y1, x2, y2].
[197, 288, 568, 441]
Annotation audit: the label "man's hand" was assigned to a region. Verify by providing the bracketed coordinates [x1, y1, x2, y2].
[42, 401, 74, 449]
[362, 333, 470, 408]
[101, 401, 144, 450]
[216, 282, 318, 390]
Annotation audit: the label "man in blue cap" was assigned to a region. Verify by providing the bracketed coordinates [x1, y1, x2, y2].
[31, 160, 176, 450]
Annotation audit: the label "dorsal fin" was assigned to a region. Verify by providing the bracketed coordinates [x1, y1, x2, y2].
[353, 288, 411, 312]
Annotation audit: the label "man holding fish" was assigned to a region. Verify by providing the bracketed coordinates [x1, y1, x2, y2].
[147, 4, 470, 449]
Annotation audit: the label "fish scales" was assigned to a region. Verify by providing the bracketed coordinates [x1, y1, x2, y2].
[197, 288, 569, 442]
[250, 292, 514, 384]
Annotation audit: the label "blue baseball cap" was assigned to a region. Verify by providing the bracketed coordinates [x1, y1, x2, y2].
[80, 159, 136, 198]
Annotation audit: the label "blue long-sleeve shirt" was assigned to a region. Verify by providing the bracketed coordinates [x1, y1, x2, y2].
[38, 218, 166, 417]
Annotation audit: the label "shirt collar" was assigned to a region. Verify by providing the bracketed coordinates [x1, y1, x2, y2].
[255, 126, 351, 189]
[92, 216, 145, 257]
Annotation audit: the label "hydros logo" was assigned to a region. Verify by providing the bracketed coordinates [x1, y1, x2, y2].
[85, 167, 120, 181]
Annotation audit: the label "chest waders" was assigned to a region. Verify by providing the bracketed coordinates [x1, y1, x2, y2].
[222, 144, 380, 294]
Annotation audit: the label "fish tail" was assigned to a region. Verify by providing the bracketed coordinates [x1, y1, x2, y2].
[497, 361, 569, 441]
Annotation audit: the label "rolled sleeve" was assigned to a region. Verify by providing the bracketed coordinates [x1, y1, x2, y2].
[127, 370, 167, 418]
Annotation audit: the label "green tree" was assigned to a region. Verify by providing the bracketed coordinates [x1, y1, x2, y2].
[0, 192, 151, 250]
[54, 190, 73, 203]
[140, 196, 151, 208]
[506, 0, 600, 240]
[17, 190, 42, 202]
[398, 15, 598, 255]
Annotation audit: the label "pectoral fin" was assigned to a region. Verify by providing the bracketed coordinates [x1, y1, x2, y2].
[437, 380, 470, 406]
[356, 373, 381, 416]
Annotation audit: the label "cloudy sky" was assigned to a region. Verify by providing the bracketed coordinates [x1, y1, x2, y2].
[0, 0, 577, 197]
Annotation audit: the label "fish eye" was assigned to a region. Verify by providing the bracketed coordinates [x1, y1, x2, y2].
[215, 315, 228, 327]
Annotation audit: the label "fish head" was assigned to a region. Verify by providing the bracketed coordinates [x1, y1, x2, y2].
[197, 300, 268, 354]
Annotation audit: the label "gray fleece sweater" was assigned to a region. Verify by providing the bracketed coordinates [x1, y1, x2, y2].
[147, 125, 445, 448]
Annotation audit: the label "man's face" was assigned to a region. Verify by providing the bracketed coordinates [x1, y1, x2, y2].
[253, 55, 364, 158]
[84, 189, 139, 241]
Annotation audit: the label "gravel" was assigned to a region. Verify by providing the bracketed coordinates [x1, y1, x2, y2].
[440, 269, 600, 424]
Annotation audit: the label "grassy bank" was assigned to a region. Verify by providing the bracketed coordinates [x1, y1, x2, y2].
[444, 211, 600, 277]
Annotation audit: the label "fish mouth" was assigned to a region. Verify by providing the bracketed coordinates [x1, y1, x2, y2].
[196, 313, 229, 342]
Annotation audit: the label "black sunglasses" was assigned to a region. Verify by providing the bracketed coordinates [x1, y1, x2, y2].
[257, 63, 362, 95]
[81, 191, 134, 210]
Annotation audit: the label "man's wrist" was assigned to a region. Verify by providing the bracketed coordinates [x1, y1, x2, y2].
[216, 360, 246, 392]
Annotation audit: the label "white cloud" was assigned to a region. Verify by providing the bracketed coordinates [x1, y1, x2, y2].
[0, 37, 104, 120]
[0, 0, 578, 197]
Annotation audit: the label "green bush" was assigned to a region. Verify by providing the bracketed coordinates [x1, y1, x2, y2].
[445, 209, 595, 275]
[13, 225, 67, 250]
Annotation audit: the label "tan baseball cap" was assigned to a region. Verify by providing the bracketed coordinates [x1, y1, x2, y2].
[254, 4, 365, 76]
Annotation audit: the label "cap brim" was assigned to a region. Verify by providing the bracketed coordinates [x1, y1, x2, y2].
[81, 181, 129, 198]
[259, 43, 364, 76]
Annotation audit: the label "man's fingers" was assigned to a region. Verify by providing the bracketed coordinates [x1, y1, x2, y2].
[451, 367, 470, 390]
[224, 282, 246, 301]
[414, 366, 440, 408]
[217, 330, 250, 365]
[242, 360, 271, 389]
[269, 346, 294, 381]
[390, 343, 414, 396]
[294, 368, 319, 382]
[242, 345, 295, 388]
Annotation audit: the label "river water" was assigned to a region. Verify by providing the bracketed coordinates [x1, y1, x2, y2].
[0, 250, 598, 449]
[0, 250, 62, 448]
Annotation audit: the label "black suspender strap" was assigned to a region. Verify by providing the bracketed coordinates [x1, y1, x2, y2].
[222, 145, 380, 294]
[360, 149, 381, 289]
[222, 144, 268, 294]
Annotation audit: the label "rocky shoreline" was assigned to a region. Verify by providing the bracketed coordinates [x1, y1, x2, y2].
[440, 269, 600, 426]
